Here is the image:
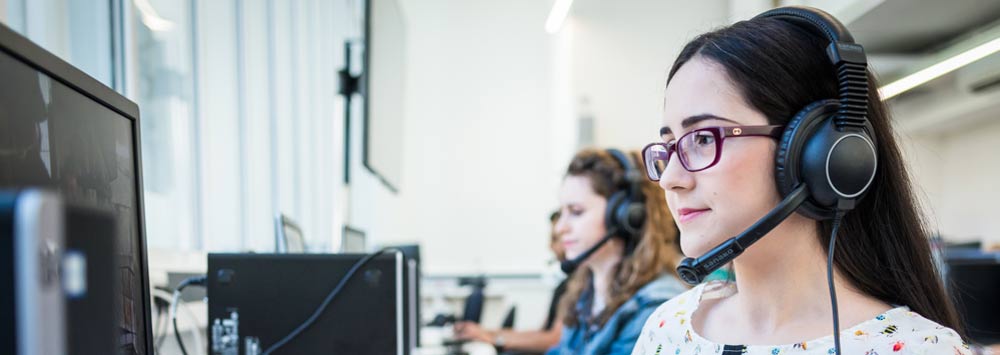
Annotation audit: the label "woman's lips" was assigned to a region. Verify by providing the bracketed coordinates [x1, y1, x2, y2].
[677, 208, 710, 224]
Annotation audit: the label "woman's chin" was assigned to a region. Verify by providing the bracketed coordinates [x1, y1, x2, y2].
[680, 235, 724, 258]
[680, 246, 704, 259]
[564, 249, 584, 261]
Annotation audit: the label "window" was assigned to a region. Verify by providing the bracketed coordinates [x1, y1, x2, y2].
[3, 0, 114, 86]
[5, 0, 349, 254]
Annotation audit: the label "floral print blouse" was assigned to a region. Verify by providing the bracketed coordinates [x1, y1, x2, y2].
[631, 281, 971, 355]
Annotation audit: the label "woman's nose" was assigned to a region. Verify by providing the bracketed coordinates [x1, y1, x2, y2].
[659, 155, 695, 192]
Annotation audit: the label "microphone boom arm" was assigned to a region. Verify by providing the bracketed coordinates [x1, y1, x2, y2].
[676, 184, 810, 285]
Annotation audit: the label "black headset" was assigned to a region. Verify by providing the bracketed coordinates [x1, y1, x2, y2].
[605, 148, 646, 242]
[762, 6, 878, 220]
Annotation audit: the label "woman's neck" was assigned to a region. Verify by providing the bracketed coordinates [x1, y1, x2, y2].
[728, 217, 859, 333]
[587, 249, 622, 316]
[733, 241, 829, 327]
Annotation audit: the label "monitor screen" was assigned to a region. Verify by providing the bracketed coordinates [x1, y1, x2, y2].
[1, 26, 152, 354]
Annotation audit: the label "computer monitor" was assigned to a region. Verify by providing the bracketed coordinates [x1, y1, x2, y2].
[362, 0, 407, 191]
[0, 23, 153, 354]
[342, 225, 367, 253]
[274, 214, 306, 253]
[207, 252, 407, 354]
[945, 248, 1000, 344]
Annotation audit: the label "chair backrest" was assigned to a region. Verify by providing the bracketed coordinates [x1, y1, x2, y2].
[501, 306, 516, 329]
[274, 214, 305, 253]
[461, 284, 485, 323]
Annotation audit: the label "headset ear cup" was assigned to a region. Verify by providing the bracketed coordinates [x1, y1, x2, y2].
[605, 191, 645, 242]
[605, 148, 648, 244]
[775, 99, 840, 220]
[605, 191, 626, 233]
[622, 203, 646, 237]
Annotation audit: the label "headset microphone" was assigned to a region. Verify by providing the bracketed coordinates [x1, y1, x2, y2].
[560, 229, 618, 274]
[676, 184, 809, 285]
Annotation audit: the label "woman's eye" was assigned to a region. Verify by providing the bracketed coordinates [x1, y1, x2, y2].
[693, 132, 714, 145]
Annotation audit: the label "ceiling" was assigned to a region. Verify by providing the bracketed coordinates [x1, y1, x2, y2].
[847, 0, 1000, 54]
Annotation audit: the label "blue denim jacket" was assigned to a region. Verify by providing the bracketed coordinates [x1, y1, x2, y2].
[545, 274, 687, 355]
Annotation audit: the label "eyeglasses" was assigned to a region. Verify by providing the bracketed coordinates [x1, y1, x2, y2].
[641, 125, 783, 181]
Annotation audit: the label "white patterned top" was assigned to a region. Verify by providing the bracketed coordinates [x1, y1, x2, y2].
[631, 281, 971, 355]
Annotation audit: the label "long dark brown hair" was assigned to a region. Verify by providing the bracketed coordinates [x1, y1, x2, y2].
[666, 16, 963, 332]
[559, 149, 682, 327]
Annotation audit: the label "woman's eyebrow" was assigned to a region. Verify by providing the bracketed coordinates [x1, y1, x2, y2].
[660, 114, 740, 136]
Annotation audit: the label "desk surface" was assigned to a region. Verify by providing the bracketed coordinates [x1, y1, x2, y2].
[419, 326, 497, 355]
[416, 342, 497, 355]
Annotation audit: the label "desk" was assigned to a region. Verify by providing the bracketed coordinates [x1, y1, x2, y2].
[418, 326, 497, 355]
[416, 342, 497, 355]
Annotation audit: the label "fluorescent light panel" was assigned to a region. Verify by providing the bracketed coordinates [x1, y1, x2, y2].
[134, 0, 175, 32]
[880, 36, 1000, 100]
[545, 0, 574, 34]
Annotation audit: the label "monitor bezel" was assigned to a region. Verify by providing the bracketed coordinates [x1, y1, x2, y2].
[0, 23, 154, 354]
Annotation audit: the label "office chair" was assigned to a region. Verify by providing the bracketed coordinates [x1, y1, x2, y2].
[274, 213, 306, 253]
[501, 306, 516, 329]
[461, 280, 485, 323]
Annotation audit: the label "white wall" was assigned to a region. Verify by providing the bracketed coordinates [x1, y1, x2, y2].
[350, 0, 561, 275]
[902, 121, 1000, 244]
[932, 122, 1000, 243]
[570, 0, 730, 150]
[396, 0, 560, 275]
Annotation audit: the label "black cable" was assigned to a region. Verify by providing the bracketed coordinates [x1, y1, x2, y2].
[154, 296, 170, 351]
[173, 316, 188, 355]
[262, 248, 397, 355]
[828, 212, 845, 355]
[172, 275, 207, 355]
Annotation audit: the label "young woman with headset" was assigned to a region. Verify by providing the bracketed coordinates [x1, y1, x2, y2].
[631, 7, 970, 355]
[545, 148, 687, 355]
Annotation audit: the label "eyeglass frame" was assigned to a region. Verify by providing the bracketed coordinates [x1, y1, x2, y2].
[641, 125, 784, 180]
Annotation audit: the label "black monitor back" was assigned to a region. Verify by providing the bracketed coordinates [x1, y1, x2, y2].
[946, 248, 1000, 344]
[207, 253, 405, 355]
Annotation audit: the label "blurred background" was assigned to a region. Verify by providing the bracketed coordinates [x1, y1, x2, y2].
[3, 0, 1000, 353]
